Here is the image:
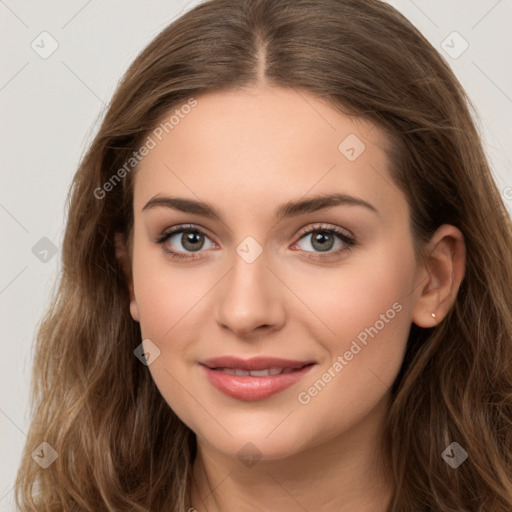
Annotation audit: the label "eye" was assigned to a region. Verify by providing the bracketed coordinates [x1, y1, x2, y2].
[292, 223, 355, 259]
[156, 224, 216, 260]
[155, 222, 356, 261]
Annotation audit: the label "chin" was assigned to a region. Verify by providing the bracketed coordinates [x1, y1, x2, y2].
[193, 418, 315, 463]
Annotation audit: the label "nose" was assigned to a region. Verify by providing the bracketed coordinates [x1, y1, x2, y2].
[214, 249, 286, 339]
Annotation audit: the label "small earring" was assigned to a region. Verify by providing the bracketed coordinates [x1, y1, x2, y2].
[431, 313, 437, 318]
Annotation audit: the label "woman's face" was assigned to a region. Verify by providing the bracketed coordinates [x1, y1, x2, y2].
[126, 85, 425, 461]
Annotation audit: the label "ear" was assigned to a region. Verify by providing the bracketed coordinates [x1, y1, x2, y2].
[114, 232, 140, 322]
[411, 224, 466, 328]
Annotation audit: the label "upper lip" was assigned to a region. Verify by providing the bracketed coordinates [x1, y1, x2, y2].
[200, 356, 315, 371]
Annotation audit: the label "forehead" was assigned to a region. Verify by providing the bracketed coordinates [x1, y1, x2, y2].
[133, 85, 397, 218]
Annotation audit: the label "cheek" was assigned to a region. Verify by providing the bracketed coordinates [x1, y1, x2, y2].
[131, 242, 213, 341]
[131, 249, 211, 431]
[291, 242, 415, 348]
[290, 242, 415, 418]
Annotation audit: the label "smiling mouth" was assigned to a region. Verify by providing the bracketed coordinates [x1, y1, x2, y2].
[200, 360, 316, 401]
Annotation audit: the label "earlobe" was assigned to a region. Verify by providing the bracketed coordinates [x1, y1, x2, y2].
[130, 300, 140, 322]
[114, 232, 140, 322]
[411, 224, 466, 328]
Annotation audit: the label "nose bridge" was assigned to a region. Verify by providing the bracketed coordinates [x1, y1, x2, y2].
[214, 239, 285, 336]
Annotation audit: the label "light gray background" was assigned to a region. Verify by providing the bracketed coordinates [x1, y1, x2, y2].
[1, 0, 511, 508]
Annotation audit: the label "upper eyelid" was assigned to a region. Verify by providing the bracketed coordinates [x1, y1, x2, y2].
[295, 223, 353, 238]
[160, 223, 215, 239]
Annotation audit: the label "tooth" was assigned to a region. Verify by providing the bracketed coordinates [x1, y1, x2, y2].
[249, 369, 271, 377]
[217, 367, 293, 376]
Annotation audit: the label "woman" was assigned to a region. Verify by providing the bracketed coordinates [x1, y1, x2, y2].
[15, 0, 512, 510]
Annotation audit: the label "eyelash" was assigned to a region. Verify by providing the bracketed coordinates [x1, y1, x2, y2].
[155, 223, 356, 261]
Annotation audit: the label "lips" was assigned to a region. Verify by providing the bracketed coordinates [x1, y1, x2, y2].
[199, 356, 315, 401]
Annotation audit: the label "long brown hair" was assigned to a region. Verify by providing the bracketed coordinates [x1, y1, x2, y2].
[15, 0, 512, 510]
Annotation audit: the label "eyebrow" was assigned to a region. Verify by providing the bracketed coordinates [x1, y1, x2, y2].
[142, 193, 379, 220]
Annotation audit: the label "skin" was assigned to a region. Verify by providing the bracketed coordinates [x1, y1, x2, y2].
[116, 85, 466, 511]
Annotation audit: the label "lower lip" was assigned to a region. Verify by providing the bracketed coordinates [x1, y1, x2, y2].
[200, 364, 315, 401]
